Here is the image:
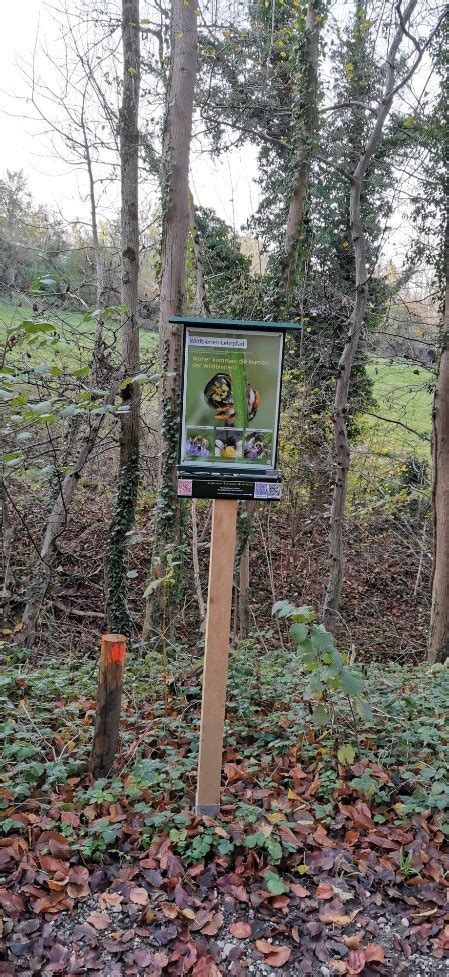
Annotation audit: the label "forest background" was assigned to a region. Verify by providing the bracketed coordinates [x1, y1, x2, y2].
[0, 0, 448, 973]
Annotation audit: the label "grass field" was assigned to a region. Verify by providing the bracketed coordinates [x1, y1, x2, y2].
[365, 359, 433, 459]
[0, 301, 157, 368]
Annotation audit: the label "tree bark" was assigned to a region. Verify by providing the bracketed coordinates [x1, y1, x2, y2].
[278, 2, 319, 304]
[428, 208, 449, 662]
[0, 478, 14, 623]
[323, 0, 419, 625]
[106, 0, 141, 637]
[237, 500, 256, 640]
[142, 0, 198, 642]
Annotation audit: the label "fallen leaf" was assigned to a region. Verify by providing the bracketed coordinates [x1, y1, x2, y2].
[134, 947, 154, 967]
[86, 911, 111, 931]
[256, 940, 292, 965]
[129, 886, 149, 905]
[201, 911, 224, 936]
[346, 950, 365, 974]
[290, 883, 308, 898]
[229, 922, 251, 939]
[316, 882, 334, 900]
[364, 943, 385, 963]
[191, 954, 222, 977]
[265, 947, 292, 967]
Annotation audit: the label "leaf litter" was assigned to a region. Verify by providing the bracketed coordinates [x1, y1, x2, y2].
[0, 648, 448, 976]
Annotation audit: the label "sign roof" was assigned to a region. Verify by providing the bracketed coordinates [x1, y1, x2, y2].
[169, 316, 301, 331]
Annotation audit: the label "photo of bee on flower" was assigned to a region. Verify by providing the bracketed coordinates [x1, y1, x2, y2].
[185, 431, 213, 458]
[215, 430, 243, 460]
[244, 432, 272, 461]
[204, 373, 260, 427]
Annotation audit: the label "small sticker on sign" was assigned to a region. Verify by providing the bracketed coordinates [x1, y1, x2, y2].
[178, 479, 193, 497]
[254, 482, 281, 500]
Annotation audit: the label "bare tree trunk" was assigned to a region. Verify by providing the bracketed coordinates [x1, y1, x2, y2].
[278, 2, 319, 303]
[142, 0, 198, 642]
[81, 113, 108, 380]
[21, 383, 119, 645]
[190, 197, 211, 317]
[238, 500, 256, 639]
[0, 478, 14, 623]
[323, 0, 419, 625]
[428, 209, 449, 662]
[106, 0, 140, 636]
[191, 499, 206, 626]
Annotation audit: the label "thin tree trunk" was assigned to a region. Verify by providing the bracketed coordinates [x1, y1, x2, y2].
[0, 478, 14, 622]
[142, 0, 198, 642]
[81, 113, 108, 381]
[105, 0, 140, 636]
[323, 0, 419, 625]
[278, 2, 319, 304]
[238, 500, 256, 639]
[191, 499, 206, 626]
[190, 197, 211, 317]
[428, 207, 449, 662]
[21, 382, 119, 645]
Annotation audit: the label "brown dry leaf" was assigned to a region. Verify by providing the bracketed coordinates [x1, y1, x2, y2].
[316, 882, 334, 900]
[201, 911, 224, 936]
[162, 903, 179, 919]
[329, 962, 348, 974]
[290, 883, 308, 898]
[256, 940, 274, 955]
[191, 954, 222, 977]
[346, 950, 365, 974]
[86, 911, 112, 931]
[264, 947, 292, 968]
[134, 948, 154, 967]
[342, 932, 364, 950]
[229, 922, 251, 939]
[153, 952, 170, 968]
[98, 892, 123, 910]
[33, 892, 66, 914]
[129, 886, 149, 906]
[47, 873, 69, 891]
[364, 943, 385, 963]
[319, 907, 361, 927]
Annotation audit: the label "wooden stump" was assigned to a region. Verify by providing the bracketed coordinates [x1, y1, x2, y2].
[90, 633, 126, 777]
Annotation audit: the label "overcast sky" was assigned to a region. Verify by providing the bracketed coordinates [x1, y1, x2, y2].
[0, 0, 259, 232]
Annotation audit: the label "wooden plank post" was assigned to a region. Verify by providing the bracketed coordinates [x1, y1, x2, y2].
[90, 633, 127, 778]
[196, 499, 238, 816]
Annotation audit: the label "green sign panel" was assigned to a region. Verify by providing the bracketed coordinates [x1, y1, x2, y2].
[179, 325, 284, 472]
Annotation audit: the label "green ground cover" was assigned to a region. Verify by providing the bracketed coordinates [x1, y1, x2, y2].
[365, 359, 433, 459]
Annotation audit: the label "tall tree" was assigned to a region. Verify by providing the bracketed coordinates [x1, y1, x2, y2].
[105, 0, 141, 636]
[142, 0, 198, 643]
[429, 212, 449, 662]
[427, 18, 449, 662]
[323, 0, 444, 624]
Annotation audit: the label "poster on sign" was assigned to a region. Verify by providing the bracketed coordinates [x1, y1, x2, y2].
[180, 326, 283, 471]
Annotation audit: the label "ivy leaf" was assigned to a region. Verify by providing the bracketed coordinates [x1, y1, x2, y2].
[289, 622, 308, 643]
[264, 871, 289, 895]
[312, 704, 330, 726]
[337, 743, 356, 765]
[340, 669, 363, 695]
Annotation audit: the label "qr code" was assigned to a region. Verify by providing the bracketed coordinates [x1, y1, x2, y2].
[254, 481, 281, 500]
[178, 479, 193, 497]
[268, 483, 281, 499]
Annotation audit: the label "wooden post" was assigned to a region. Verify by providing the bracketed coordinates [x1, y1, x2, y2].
[196, 499, 238, 816]
[90, 633, 126, 777]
